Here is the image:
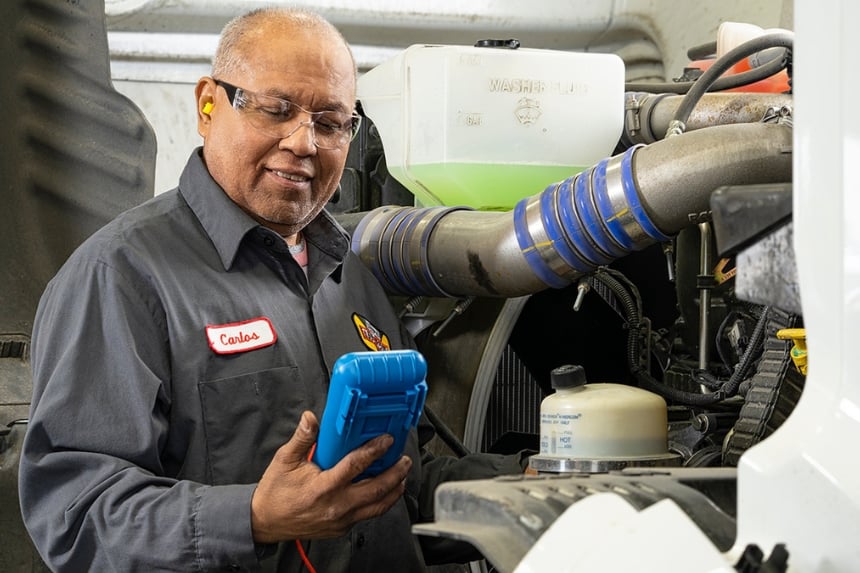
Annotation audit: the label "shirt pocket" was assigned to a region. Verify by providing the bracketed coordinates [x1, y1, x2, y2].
[198, 365, 306, 484]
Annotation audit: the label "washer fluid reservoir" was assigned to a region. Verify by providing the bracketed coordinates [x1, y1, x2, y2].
[357, 43, 624, 211]
[531, 364, 680, 473]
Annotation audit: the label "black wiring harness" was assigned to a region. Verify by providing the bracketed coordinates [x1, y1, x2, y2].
[588, 267, 770, 406]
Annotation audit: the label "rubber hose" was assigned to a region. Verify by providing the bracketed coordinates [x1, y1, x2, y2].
[670, 32, 794, 133]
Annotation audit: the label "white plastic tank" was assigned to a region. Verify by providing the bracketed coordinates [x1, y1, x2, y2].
[358, 42, 624, 211]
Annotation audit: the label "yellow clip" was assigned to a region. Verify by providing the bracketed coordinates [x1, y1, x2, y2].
[776, 328, 807, 375]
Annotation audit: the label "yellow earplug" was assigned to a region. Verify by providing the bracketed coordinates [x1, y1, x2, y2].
[202, 102, 214, 115]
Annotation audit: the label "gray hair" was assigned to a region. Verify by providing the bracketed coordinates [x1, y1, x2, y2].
[211, 7, 354, 79]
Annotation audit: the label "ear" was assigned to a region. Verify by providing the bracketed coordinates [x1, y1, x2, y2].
[195, 77, 217, 138]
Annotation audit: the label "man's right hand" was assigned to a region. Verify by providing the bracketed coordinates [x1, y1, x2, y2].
[249, 410, 412, 543]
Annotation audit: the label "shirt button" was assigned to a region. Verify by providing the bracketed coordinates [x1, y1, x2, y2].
[263, 236, 275, 247]
[356, 533, 366, 547]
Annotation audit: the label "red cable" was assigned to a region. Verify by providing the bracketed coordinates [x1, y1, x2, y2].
[295, 442, 318, 573]
[295, 540, 318, 573]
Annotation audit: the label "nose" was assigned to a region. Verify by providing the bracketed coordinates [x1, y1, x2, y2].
[278, 118, 318, 155]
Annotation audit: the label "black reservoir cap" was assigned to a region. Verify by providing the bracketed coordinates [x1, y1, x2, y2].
[474, 38, 521, 49]
[550, 364, 587, 390]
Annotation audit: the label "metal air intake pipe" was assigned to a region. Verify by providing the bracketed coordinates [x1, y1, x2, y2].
[351, 122, 792, 298]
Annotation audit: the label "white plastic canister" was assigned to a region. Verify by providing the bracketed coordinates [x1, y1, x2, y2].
[539, 364, 669, 459]
[357, 43, 624, 211]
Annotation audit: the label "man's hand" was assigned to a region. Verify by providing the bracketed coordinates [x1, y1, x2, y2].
[250, 410, 412, 543]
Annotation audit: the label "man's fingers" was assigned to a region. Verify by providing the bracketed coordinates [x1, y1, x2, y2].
[274, 411, 319, 467]
[348, 456, 412, 521]
[350, 455, 412, 500]
[253, 432, 411, 542]
[328, 433, 394, 482]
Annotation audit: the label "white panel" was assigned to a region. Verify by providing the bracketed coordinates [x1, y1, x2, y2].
[735, 0, 860, 571]
[515, 494, 733, 573]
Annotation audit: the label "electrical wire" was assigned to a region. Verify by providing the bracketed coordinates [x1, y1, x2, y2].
[296, 540, 318, 573]
[713, 307, 759, 372]
[718, 306, 770, 398]
[714, 310, 739, 371]
[599, 267, 644, 317]
[590, 268, 770, 406]
[424, 404, 471, 457]
[296, 444, 319, 573]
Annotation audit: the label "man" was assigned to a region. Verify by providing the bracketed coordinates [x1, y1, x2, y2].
[19, 8, 524, 572]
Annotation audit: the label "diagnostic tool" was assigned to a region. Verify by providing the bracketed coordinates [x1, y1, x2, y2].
[313, 349, 428, 479]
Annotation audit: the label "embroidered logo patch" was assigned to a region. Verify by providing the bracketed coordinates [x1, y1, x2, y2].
[352, 313, 390, 351]
[206, 317, 277, 355]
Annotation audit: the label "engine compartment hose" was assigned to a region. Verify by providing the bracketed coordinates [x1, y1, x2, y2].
[350, 123, 792, 299]
[351, 205, 468, 296]
[625, 52, 788, 96]
[667, 31, 793, 137]
[513, 145, 672, 289]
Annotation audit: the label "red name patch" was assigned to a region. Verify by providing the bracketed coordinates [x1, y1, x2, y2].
[206, 317, 277, 355]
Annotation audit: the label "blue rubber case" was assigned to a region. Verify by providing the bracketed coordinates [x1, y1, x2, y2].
[312, 349, 428, 480]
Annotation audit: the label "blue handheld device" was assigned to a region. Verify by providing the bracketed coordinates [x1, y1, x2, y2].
[312, 349, 428, 479]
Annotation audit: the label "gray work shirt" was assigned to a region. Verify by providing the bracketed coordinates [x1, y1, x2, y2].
[20, 150, 522, 572]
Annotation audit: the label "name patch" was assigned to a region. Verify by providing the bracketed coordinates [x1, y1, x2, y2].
[206, 317, 277, 355]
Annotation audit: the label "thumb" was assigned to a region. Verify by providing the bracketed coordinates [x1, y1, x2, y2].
[278, 410, 319, 465]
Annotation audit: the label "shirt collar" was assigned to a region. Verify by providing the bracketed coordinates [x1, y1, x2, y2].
[178, 148, 350, 271]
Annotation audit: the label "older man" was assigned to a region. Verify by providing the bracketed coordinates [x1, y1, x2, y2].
[20, 7, 523, 572]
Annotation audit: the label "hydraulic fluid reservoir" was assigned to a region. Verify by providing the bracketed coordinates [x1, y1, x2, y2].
[532, 364, 680, 473]
[357, 43, 624, 211]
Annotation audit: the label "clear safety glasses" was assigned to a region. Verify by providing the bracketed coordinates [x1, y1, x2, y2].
[213, 79, 361, 150]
